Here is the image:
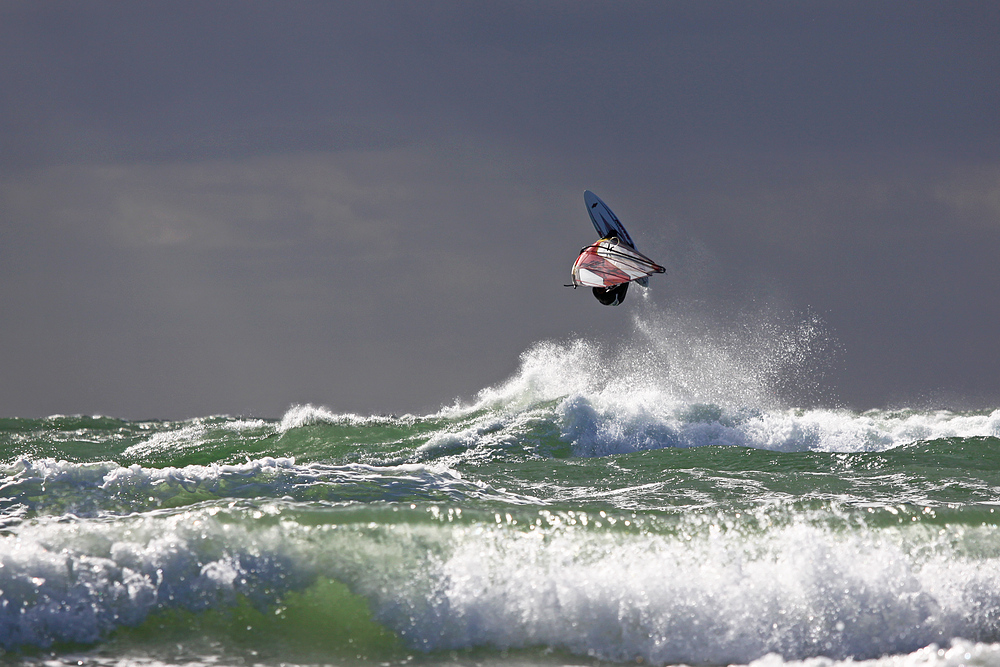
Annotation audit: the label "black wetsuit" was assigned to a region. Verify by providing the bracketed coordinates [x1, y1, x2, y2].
[590, 234, 630, 306]
[592, 282, 628, 306]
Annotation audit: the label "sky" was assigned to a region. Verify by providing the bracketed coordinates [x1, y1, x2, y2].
[2, 1, 999, 420]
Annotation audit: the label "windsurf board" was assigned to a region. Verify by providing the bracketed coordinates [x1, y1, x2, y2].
[584, 190, 636, 249]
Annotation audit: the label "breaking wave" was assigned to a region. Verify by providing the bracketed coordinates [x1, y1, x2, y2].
[2, 503, 1000, 663]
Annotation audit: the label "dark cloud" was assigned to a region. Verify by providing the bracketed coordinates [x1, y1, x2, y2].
[5, 2, 997, 164]
[1, 1, 998, 418]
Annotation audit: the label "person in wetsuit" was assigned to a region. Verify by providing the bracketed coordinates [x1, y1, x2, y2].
[593, 282, 628, 306]
[591, 232, 629, 305]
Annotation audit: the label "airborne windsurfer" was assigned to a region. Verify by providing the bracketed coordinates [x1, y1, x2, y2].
[568, 191, 665, 306]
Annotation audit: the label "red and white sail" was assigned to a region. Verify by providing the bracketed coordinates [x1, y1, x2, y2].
[571, 238, 665, 288]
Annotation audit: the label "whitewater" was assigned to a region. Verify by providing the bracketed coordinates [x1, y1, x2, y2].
[2, 307, 1000, 667]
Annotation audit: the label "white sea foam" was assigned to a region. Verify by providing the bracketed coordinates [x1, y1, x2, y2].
[428, 323, 1000, 457]
[743, 640, 1000, 667]
[368, 515, 1000, 664]
[557, 400, 1000, 456]
[0, 456, 526, 522]
[1, 503, 999, 662]
[277, 403, 415, 432]
[0, 504, 312, 649]
[4, 455, 300, 493]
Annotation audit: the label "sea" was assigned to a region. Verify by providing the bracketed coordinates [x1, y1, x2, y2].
[3, 308, 1000, 667]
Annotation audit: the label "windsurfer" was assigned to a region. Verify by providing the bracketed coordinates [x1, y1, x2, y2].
[593, 282, 628, 306]
[568, 191, 665, 306]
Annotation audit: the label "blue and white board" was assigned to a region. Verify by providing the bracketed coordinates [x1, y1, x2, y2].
[584, 190, 647, 286]
[585, 190, 636, 249]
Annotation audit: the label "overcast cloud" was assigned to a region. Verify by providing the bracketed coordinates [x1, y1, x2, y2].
[2, 1, 998, 419]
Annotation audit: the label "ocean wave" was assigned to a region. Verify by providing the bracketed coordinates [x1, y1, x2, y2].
[277, 404, 417, 432]
[2, 506, 999, 662]
[0, 456, 537, 522]
[0, 504, 311, 650]
[556, 398, 1000, 456]
[364, 513, 1000, 663]
[413, 323, 1000, 458]
[416, 378, 1000, 460]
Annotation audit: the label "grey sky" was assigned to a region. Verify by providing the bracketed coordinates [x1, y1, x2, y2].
[2, 1, 999, 419]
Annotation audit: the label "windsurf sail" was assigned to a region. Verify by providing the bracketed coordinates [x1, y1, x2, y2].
[571, 236, 666, 288]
